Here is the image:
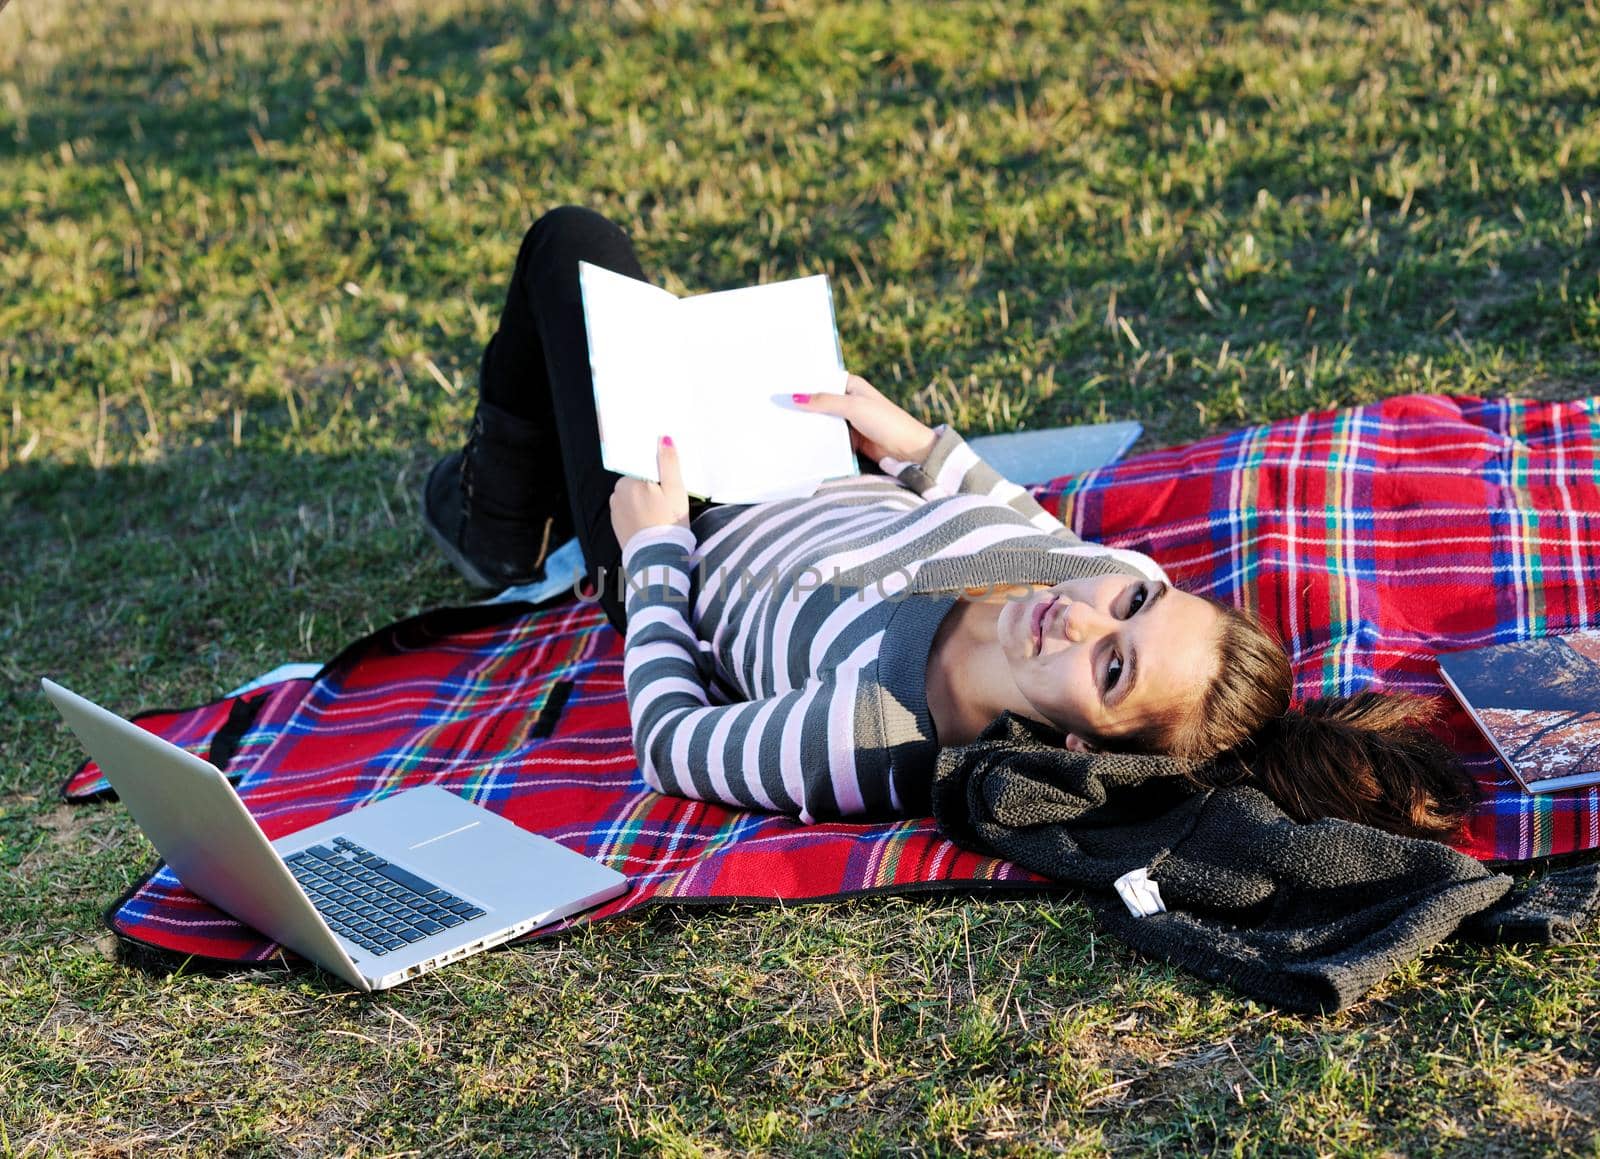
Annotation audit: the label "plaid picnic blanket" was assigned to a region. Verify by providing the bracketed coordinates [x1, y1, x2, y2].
[1048, 392, 1600, 861]
[66, 392, 1600, 965]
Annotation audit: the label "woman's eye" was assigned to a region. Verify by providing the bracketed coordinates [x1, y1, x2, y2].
[1103, 653, 1123, 692]
[1124, 585, 1148, 617]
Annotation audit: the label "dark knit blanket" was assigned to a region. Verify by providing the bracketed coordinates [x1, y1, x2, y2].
[931, 714, 1600, 1013]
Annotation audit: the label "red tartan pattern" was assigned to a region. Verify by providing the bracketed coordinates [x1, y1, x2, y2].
[1039, 393, 1600, 862]
[81, 393, 1600, 965]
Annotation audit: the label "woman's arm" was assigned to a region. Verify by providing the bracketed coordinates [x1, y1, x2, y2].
[611, 439, 888, 822]
[620, 526, 887, 821]
[794, 375, 1078, 540]
[886, 427, 1074, 537]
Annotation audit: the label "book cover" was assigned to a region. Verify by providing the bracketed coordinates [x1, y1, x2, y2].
[1437, 631, 1600, 793]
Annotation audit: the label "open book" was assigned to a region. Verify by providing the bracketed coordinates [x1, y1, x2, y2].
[578, 262, 858, 503]
[1437, 631, 1600, 794]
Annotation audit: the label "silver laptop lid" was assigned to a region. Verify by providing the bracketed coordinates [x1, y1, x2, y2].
[40, 678, 368, 990]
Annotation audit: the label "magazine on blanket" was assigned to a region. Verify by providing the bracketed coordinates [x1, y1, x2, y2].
[578, 261, 859, 504]
[1437, 631, 1600, 794]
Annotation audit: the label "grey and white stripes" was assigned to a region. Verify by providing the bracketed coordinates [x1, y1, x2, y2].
[620, 428, 1165, 822]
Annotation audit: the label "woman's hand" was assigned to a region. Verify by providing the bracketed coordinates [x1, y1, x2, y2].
[792, 374, 937, 466]
[610, 436, 691, 551]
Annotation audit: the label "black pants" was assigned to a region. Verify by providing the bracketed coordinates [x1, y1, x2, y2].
[479, 206, 700, 632]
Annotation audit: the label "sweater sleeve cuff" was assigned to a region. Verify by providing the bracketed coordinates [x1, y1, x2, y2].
[916, 424, 966, 478]
[620, 524, 697, 572]
[885, 425, 963, 496]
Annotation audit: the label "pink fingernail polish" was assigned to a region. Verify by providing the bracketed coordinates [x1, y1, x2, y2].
[662, 435, 673, 447]
[792, 393, 811, 404]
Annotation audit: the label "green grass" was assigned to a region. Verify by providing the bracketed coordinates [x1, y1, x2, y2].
[3, 0, 1599, 1152]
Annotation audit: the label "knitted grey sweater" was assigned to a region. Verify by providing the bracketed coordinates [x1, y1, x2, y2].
[933, 712, 1600, 1012]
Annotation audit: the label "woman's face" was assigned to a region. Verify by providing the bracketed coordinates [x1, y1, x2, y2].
[995, 575, 1222, 750]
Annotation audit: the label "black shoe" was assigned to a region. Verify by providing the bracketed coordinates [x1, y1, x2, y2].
[421, 403, 567, 590]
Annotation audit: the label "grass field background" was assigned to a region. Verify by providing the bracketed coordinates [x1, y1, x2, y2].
[3, 0, 1598, 1152]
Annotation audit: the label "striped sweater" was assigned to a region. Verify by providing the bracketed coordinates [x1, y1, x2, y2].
[620, 428, 1167, 822]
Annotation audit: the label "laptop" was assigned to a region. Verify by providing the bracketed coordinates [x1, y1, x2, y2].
[42, 678, 629, 992]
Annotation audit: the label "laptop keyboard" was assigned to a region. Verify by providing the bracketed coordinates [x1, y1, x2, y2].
[286, 836, 486, 957]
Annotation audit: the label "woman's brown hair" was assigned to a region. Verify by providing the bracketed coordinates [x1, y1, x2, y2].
[1164, 601, 1479, 842]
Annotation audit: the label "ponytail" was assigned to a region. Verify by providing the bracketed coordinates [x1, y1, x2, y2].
[1235, 692, 1479, 842]
[1140, 597, 1478, 842]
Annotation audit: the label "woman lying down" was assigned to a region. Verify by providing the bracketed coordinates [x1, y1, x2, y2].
[422, 207, 1478, 843]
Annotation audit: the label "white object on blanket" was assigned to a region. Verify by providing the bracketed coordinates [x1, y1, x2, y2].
[965, 421, 1143, 486]
[225, 663, 323, 698]
[484, 536, 588, 607]
[1113, 866, 1167, 919]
